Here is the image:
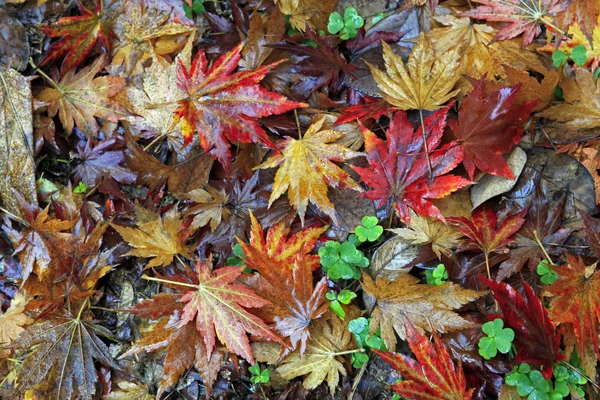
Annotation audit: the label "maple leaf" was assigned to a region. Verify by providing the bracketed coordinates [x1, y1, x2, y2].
[352, 109, 470, 224]
[556, 0, 599, 36]
[73, 137, 136, 187]
[546, 254, 600, 360]
[276, 312, 358, 395]
[0, 292, 32, 348]
[3, 192, 78, 283]
[130, 259, 283, 363]
[240, 8, 286, 71]
[110, 0, 194, 75]
[375, 323, 474, 400]
[121, 319, 222, 397]
[581, 210, 600, 259]
[239, 213, 328, 352]
[369, 34, 462, 111]
[427, 14, 503, 80]
[9, 305, 117, 400]
[36, 56, 128, 136]
[447, 206, 526, 280]
[111, 204, 194, 269]
[184, 185, 230, 232]
[482, 277, 564, 378]
[39, 0, 114, 73]
[174, 43, 307, 167]
[497, 190, 570, 280]
[390, 210, 463, 258]
[242, 211, 328, 270]
[448, 77, 537, 180]
[124, 130, 213, 195]
[537, 69, 600, 137]
[361, 272, 485, 349]
[104, 382, 154, 400]
[461, 0, 572, 47]
[280, 0, 338, 32]
[335, 96, 399, 125]
[256, 116, 363, 225]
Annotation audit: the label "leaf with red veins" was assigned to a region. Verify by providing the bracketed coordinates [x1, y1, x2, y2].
[174, 43, 307, 168]
[374, 323, 474, 400]
[447, 206, 526, 255]
[547, 254, 600, 360]
[335, 96, 400, 125]
[461, 0, 572, 47]
[352, 109, 470, 224]
[482, 277, 564, 379]
[39, 0, 114, 73]
[448, 77, 537, 180]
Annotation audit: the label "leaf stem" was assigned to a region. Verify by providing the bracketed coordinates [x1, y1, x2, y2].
[418, 109, 433, 180]
[561, 360, 600, 390]
[484, 252, 499, 312]
[294, 109, 302, 139]
[533, 230, 554, 266]
[29, 58, 61, 91]
[142, 274, 198, 289]
[0, 206, 26, 225]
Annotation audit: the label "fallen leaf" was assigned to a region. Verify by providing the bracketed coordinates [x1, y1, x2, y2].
[0, 66, 37, 216]
[184, 185, 229, 232]
[368, 235, 421, 280]
[174, 43, 306, 167]
[103, 382, 154, 400]
[9, 305, 117, 400]
[375, 323, 474, 400]
[37, 56, 128, 136]
[353, 109, 470, 224]
[556, 0, 600, 37]
[448, 77, 537, 180]
[284, 0, 338, 32]
[361, 272, 485, 349]
[461, 0, 571, 47]
[73, 137, 136, 187]
[39, 0, 114, 73]
[256, 116, 363, 225]
[390, 209, 463, 259]
[482, 277, 564, 378]
[276, 312, 357, 394]
[111, 204, 193, 269]
[240, 8, 285, 71]
[369, 34, 462, 111]
[0, 292, 32, 347]
[580, 210, 600, 259]
[546, 254, 600, 360]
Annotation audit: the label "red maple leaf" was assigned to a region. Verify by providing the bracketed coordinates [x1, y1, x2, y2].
[39, 0, 113, 73]
[352, 109, 470, 224]
[447, 206, 526, 279]
[482, 277, 564, 379]
[461, 0, 572, 47]
[375, 323, 474, 400]
[448, 78, 537, 180]
[174, 43, 307, 168]
[547, 254, 600, 360]
[335, 96, 400, 125]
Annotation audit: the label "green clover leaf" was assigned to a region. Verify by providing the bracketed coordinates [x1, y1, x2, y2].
[571, 44, 587, 66]
[73, 181, 87, 194]
[337, 289, 357, 304]
[536, 260, 558, 285]
[355, 216, 383, 242]
[479, 319, 514, 359]
[425, 264, 448, 285]
[327, 12, 344, 34]
[552, 50, 568, 68]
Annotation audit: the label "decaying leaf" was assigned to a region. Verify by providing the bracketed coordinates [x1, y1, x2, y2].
[276, 312, 358, 394]
[361, 272, 485, 349]
[37, 56, 128, 136]
[184, 185, 229, 232]
[0, 292, 32, 349]
[111, 204, 193, 269]
[257, 116, 363, 225]
[0, 66, 37, 215]
[103, 381, 154, 400]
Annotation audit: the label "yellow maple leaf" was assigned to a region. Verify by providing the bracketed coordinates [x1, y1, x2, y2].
[361, 272, 485, 349]
[276, 312, 359, 395]
[111, 204, 193, 269]
[389, 210, 462, 258]
[369, 33, 463, 111]
[184, 186, 230, 232]
[256, 116, 362, 225]
[537, 69, 600, 131]
[0, 292, 33, 350]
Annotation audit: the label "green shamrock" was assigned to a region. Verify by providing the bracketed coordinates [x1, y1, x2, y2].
[327, 8, 364, 40]
[355, 216, 383, 242]
[73, 181, 87, 194]
[478, 318, 514, 359]
[319, 241, 368, 280]
[425, 264, 448, 286]
[249, 364, 270, 384]
[326, 289, 356, 320]
[571, 44, 587, 66]
[183, 0, 205, 18]
[536, 260, 558, 285]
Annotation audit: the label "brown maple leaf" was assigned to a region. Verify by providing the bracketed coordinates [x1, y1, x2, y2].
[36, 56, 128, 136]
[111, 204, 194, 269]
[184, 185, 230, 232]
[361, 272, 485, 349]
[0, 292, 33, 349]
